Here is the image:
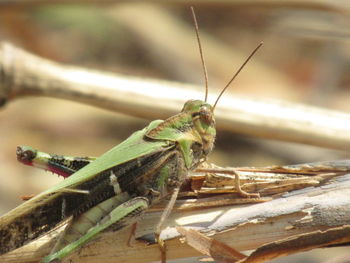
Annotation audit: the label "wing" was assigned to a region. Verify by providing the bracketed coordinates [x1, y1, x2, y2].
[0, 120, 172, 254]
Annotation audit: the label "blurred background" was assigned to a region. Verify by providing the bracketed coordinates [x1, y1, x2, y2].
[0, 2, 349, 262]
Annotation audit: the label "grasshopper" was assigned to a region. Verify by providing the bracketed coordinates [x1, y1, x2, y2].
[0, 8, 261, 263]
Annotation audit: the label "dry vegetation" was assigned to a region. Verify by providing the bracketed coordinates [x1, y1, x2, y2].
[0, 1, 350, 263]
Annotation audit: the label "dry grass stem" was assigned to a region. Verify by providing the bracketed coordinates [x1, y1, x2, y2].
[1, 161, 350, 263]
[1, 43, 350, 150]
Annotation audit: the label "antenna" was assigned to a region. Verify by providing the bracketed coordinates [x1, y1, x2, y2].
[190, 6, 209, 102]
[213, 42, 263, 110]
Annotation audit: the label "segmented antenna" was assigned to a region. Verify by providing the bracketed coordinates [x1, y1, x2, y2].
[191, 6, 209, 103]
[213, 42, 263, 110]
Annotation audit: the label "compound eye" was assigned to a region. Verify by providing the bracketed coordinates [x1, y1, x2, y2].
[200, 106, 213, 124]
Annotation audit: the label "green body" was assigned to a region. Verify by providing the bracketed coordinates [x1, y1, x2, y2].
[0, 100, 217, 262]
